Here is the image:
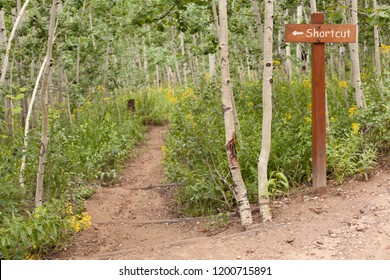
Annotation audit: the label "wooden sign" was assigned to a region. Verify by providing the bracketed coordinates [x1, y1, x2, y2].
[285, 24, 356, 43]
[285, 13, 357, 188]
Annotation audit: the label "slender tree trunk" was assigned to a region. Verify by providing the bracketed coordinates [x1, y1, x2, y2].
[219, 0, 252, 229]
[57, 54, 63, 104]
[156, 64, 160, 88]
[180, 32, 188, 87]
[296, 5, 303, 62]
[1, 2, 30, 133]
[209, 53, 216, 79]
[35, 0, 58, 207]
[350, 0, 365, 108]
[212, 0, 220, 42]
[0, 10, 7, 55]
[89, 10, 96, 49]
[339, 46, 350, 108]
[245, 47, 252, 80]
[258, 0, 274, 223]
[310, 0, 317, 13]
[373, 0, 382, 80]
[284, 10, 293, 80]
[20, 56, 47, 189]
[252, 0, 264, 53]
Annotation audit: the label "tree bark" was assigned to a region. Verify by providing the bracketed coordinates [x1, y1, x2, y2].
[373, 0, 382, 80]
[310, 0, 317, 13]
[219, 0, 252, 229]
[252, 0, 264, 53]
[350, 0, 365, 108]
[20, 56, 47, 189]
[35, 0, 58, 207]
[1, 2, 30, 133]
[258, 0, 274, 223]
[180, 32, 188, 87]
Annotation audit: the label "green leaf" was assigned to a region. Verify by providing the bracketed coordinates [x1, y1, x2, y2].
[19, 88, 27, 93]
[15, 93, 25, 101]
[11, 107, 22, 114]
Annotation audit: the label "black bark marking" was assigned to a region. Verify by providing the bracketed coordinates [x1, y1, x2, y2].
[226, 131, 237, 159]
[222, 105, 231, 113]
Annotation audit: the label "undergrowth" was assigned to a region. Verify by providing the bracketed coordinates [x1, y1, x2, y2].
[0, 86, 167, 259]
[163, 70, 389, 217]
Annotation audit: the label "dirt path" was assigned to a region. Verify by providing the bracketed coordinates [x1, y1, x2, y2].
[55, 126, 390, 260]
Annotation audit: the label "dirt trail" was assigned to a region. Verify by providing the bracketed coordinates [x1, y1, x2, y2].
[55, 126, 390, 260]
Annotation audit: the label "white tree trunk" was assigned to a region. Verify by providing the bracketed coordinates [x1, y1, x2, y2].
[1, 1, 30, 133]
[339, 46, 350, 108]
[350, 0, 365, 108]
[258, 0, 274, 223]
[310, 0, 317, 13]
[373, 0, 381, 79]
[20, 56, 47, 189]
[296, 5, 303, 61]
[35, 0, 58, 207]
[284, 10, 293, 80]
[180, 32, 188, 87]
[209, 53, 216, 79]
[0, 11, 6, 46]
[0, 0, 30, 85]
[252, 0, 264, 52]
[156, 64, 160, 88]
[219, 0, 252, 229]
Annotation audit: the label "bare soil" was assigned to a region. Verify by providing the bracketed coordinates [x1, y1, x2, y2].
[54, 125, 390, 260]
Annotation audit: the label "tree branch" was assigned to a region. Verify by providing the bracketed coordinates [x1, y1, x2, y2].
[155, 5, 176, 21]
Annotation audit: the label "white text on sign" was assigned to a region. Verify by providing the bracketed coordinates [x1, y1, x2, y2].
[285, 24, 357, 43]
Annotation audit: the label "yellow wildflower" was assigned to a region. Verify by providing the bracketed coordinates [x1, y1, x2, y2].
[305, 116, 312, 123]
[285, 112, 292, 121]
[247, 101, 254, 108]
[103, 97, 110, 103]
[166, 88, 177, 103]
[65, 203, 73, 215]
[68, 212, 92, 233]
[307, 102, 312, 110]
[205, 72, 211, 81]
[182, 87, 195, 99]
[380, 44, 390, 54]
[338, 80, 348, 88]
[348, 105, 358, 117]
[302, 79, 311, 89]
[97, 85, 105, 91]
[273, 60, 281, 66]
[185, 113, 194, 121]
[330, 116, 336, 123]
[351, 122, 360, 134]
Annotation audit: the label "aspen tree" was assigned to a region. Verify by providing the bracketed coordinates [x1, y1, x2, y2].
[296, 4, 303, 62]
[180, 32, 188, 87]
[20, 56, 48, 189]
[0, 1, 31, 134]
[310, 0, 317, 13]
[350, 0, 365, 108]
[252, 0, 264, 53]
[284, 10, 293, 80]
[258, 0, 274, 222]
[219, 0, 252, 229]
[35, 0, 58, 207]
[373, 0, 382, 79]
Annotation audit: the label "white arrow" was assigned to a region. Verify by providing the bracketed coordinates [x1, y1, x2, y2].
[292, 30, 304, 36]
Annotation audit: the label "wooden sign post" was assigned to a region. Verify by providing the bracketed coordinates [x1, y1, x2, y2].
[285, 13, 356, 187]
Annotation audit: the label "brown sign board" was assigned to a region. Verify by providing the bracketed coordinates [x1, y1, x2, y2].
[285, 24, 356, 43]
